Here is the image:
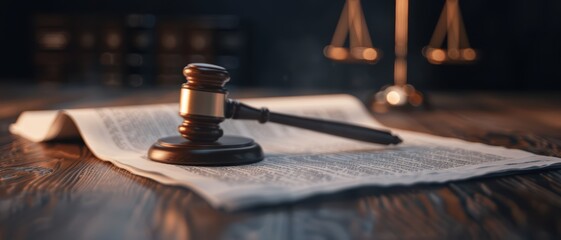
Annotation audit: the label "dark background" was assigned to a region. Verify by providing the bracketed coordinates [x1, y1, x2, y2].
[1, 0, 560, 91]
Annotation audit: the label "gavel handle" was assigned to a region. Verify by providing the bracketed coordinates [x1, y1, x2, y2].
[225, 100, 402, 145]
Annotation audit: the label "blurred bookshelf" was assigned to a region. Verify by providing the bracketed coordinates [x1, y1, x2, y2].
[33, 14, 250, 88]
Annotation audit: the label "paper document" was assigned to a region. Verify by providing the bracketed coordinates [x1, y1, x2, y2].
[10, 94, 561, 210]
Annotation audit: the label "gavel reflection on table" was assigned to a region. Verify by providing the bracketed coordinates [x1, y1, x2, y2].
[148, 63, 402, 166]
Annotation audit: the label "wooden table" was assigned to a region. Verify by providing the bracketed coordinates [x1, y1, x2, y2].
[1, 87, 561, 239]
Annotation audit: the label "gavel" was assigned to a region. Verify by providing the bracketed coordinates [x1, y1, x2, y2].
[148, 63, 401, 166]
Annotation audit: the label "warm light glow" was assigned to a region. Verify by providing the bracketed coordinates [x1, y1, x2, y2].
[324, 46, 349, 60]
[375, 84, 424, 109]
[429, 48, 446, 62]
[362, 48, 378, 60]
[350, 47, 378, 61]
[183, 68, 192, 76]
[462, 48, 477, 60]
[386, 91, 403, 106]
[384, 86, 407, 106]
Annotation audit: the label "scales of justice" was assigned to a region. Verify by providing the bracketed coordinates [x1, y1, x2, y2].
[324, 0, 477, 111]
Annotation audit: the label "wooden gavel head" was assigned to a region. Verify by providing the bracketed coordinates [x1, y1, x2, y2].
[148, 63, 264, 166]
[178, 63, 229, 143]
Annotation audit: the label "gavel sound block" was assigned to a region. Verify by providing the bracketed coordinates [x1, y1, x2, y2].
[148, 63, 402, 166]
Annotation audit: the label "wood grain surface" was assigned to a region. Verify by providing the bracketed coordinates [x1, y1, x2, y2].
[1, 87, 561, 240]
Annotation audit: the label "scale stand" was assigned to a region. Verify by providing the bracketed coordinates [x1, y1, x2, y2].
[370, 0, 427, 112]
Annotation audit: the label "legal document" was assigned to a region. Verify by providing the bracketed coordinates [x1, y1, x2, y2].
[10, 94, 561, 210]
